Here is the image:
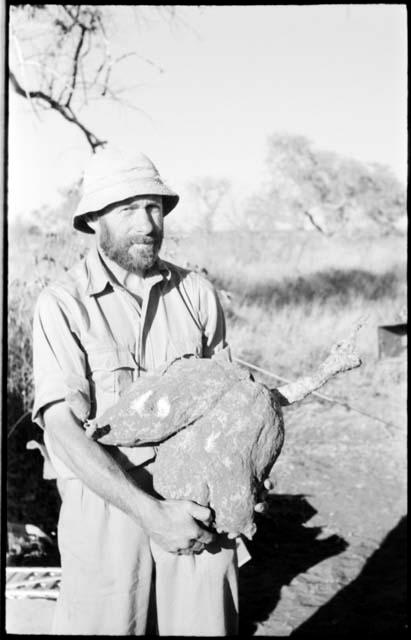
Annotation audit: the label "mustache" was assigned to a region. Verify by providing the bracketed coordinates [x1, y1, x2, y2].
[128, 233, 162, 245]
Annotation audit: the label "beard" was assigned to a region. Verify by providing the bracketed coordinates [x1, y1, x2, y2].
[99, 220, 163, 275]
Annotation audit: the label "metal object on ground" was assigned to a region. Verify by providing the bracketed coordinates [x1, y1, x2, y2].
[378, 324, 407, 359]
[6, 567, 61, 600]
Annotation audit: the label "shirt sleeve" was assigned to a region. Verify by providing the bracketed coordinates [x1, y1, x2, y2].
[195, 274, 231, 360]
[32, 286, 91, 429]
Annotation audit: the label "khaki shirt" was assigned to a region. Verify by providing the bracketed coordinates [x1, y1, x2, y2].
[32, 244, 229, 478]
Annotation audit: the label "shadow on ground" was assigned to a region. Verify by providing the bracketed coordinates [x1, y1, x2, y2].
[239, 494, 348, 635]
[292, 515, 407, 635]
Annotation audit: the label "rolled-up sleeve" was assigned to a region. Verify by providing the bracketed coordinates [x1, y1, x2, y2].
[32, 287, 91, 428]
[195, 275, 230, 360]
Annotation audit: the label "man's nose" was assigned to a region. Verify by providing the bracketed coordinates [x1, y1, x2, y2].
[132, 208, 155, 234]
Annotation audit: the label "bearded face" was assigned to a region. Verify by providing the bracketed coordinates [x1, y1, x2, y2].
[91, 195, 164, 275]
[99, 218, 163, 274]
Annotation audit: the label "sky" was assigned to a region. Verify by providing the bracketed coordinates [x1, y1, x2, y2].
[8, 4, 407, 222]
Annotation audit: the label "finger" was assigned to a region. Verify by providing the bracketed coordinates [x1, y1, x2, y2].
[190, 540, 205, 554]
[178, 536, 210, 555]
[227, 532, 239, 539]
[197, 529, 215, 545]
[254, 502, 268, 514]
[264, 478, 274, 491]
[176, 548, 191, 556]
[84, 424, 96, 439]
[188, 502, 213, 525]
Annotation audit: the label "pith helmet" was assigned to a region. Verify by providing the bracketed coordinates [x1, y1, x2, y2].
[73, 148, 179, 234]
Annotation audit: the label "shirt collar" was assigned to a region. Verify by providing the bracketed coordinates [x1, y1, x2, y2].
[85, 243, 171, 296]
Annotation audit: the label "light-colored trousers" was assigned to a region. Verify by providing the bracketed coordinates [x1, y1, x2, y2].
[52, 465, 239, 636]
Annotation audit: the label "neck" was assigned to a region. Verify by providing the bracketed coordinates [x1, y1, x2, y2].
[124, 272, 145, 297]
[99, 248, 146, 295]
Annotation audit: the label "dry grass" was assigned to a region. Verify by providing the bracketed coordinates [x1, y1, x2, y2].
[162, 229, 406, 381]
[8, 224, 406, 416]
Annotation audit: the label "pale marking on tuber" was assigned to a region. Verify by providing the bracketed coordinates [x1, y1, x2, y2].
[130, 390, 153, 415]
[204, 430, 220, 452]
[156, 396, 171, 418]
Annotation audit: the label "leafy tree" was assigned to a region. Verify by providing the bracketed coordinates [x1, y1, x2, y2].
[188, 177, 231, 233]
[246, 133, 406, 234]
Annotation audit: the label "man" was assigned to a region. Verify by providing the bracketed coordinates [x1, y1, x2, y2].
[32, 149, 269, 635]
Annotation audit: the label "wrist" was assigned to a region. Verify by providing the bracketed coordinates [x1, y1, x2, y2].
[137, 493, 162, 530]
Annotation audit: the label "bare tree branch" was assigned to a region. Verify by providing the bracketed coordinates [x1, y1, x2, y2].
[10, 31, 42, 120]
[303, 209, 328, 235]
[9, 5, 187, 153]
[22, 59, 79, 96]
[66, 23, 87, 107]
[9, 70, 106, 152]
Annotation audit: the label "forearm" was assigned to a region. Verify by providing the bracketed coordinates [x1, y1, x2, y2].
[43, 400, 215, 554]
[43, 401, 156, 528]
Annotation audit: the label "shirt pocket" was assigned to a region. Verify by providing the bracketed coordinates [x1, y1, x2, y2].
[87, 347, 137, 413]
[165, 321, 204, 362]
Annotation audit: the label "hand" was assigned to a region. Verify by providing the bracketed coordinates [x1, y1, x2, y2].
[225, 478, 274, 540]
[143, 498, 216, 555]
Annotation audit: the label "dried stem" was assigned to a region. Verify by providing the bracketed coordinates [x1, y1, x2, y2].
[275, 318, 366, 406]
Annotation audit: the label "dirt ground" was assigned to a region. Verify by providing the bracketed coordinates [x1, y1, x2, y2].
[5, 353, 407, 636]
[240, 352, 407, 635]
